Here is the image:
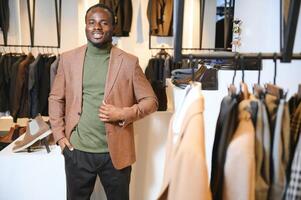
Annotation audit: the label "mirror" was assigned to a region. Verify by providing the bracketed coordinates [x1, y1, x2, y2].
[280, 0, 300, 62]
[215, 0, 235, 49]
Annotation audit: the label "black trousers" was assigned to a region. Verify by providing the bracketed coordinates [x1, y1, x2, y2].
[63, 149, 131, 200]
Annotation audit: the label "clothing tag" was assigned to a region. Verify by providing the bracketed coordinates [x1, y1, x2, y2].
[29, 119, 39, 136]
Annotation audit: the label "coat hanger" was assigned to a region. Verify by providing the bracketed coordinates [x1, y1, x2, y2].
[253, 53, 264, 98]
[228, 53, 239, 96]
[156, 48, 169, 59]
[265, 53, 283, 99]
[189, 54, 195, 82]
[297, 84, 301, 100]
[1, 46, 6, 54]
[239, 56, 250, 100]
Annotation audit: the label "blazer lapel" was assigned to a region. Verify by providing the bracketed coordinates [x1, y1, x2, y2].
[158, 98, 204, 198]
[173, 97, 204, 154]
[72, 45, 87, 106]
[104, 46, 123, 100]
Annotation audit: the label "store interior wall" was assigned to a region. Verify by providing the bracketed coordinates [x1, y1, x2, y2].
[0, 0, 301, 200]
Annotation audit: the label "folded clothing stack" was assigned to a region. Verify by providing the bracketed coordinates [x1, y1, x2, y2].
[171, 67, 218, 90]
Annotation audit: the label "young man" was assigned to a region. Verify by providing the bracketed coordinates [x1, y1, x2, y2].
[49, 3, 158, 200]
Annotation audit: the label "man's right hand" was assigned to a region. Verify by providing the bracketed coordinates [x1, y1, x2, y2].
[58, 137, 74, 152]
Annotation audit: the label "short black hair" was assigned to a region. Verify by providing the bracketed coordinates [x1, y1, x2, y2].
[85, 3, 115, 26]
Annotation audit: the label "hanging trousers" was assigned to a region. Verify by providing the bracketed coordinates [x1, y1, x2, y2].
[63, 148, 132, 200]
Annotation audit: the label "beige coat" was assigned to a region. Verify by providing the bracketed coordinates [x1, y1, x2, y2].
[49, 45, 158, 169]
[223, 99, 256, 200]
[157, 90, 211, 200]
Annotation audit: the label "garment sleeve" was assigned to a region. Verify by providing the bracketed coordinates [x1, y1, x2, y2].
[48, 55, 66, 143]
[121, 60, 158, 126]
[147, 0, 158, 34]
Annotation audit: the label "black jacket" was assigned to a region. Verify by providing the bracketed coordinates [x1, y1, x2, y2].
[145, 58, 167, 111]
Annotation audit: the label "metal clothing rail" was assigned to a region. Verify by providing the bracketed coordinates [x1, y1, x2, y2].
[149, 47, 232, 51]
[0, 44, 60, 48]
[181, 52, 301, 60]
[174, 0, 301, 63]
[0, 0, 62, 48]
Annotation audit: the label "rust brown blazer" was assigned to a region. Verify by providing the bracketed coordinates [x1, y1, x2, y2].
[49, 45, 158, 169]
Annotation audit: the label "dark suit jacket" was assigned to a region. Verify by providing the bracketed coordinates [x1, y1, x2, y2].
[0, 54, 7, 112]
[9, 55, 27, 121]
[0, 54, 25, 113]
[49, 45, 158, 169]
[99, 0, 133, 37]
[11, 53, 34, 121]
[211, 95, 238, 200]
[147, 0, 173, 36]
[28, 54, 42, 118]
[38, 55, 56, 116]
[145, 58, 167, 111]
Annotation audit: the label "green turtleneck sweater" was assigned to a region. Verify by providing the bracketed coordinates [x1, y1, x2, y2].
[70, 41, 111, 153]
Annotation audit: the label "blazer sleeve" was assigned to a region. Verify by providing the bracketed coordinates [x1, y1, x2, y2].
[147, 0, 158, 34]
[48, 55, 66, 143]
[121, 60, 158, 126]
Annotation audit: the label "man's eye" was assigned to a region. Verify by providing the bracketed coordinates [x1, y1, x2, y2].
[89, 21, 95, 25]
[101, 21, 109, 25]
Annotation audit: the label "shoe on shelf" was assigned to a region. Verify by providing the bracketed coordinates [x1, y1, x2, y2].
[0, 125, 26, 144]
[12, 114, 52, 153]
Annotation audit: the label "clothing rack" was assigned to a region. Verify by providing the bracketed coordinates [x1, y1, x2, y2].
[0, 44, 60, 49]
[149, 47, 232, 51]
[0, 0, 62, 49]
[173, 0, 301, 63]
[181, 52, 301, 60]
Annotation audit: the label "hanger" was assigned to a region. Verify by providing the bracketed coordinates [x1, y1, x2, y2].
[156, 48, 169, 59]
[1, 46, 6, 54]
[189, 54, 195, 82]
[297, 84, 301, 100]
[273, 52, 277, 85]
[239, 56, 250, 100]
[228, 53, 238, 95]
[265, 83, 283, 99]
[253, 53, 264, 98]
[265, 53, 283, 99]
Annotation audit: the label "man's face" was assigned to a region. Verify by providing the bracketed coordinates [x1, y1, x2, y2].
[85, 7, 114, 47]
